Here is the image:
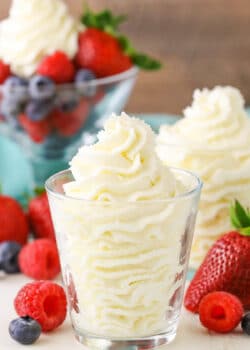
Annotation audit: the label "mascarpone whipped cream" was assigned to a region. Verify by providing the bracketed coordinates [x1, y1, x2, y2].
[0, 0, 82, 77]
[50, 113, 195, 337]
[157, 86, 250, 268]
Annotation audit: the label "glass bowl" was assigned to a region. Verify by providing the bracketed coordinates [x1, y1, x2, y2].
[0, 67, 138, 186]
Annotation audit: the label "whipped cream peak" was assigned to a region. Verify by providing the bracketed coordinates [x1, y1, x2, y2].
[64, 113, 177, 201]
[158, 86, 250, 151]
[0, 0, 82, 77]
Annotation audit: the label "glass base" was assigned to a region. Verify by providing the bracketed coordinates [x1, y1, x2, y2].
[74, 327, 177, 349]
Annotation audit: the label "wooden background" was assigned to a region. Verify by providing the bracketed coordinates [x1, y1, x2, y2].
[1, 0, 250, 114]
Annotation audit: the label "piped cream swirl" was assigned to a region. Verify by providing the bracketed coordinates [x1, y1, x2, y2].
[64, 112, 177, 201]
[0, 0, 82, 77]
[157, 86, 250, 268]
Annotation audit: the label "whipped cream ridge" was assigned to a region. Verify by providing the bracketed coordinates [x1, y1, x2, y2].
[50, 113, 195, 337]
[157, 86, 250, 268]
[0, 0, 82, 77]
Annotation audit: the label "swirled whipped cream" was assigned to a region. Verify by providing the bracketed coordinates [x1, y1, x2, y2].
[0, 0, 82, 77]
[64, 112, 177, 200]
[50, 113, 195, 337]
[157, 86, 250, 268]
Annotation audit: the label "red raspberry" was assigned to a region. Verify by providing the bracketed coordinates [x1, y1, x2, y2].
[19, 239, 60, 280]
[0, 59, 11, 83]
[14, 281, 67, 332]
[199, 291, 243, 333]
[19, 114, 51, 143]
[28, 192, 55, 241]
[37, 51, 75, 84]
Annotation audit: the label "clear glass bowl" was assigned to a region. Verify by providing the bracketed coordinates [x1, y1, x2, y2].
[0, 67, 138, 186]
[46, 168, 202, 349]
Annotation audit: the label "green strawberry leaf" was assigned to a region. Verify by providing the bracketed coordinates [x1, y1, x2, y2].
[82, 9, 126, 33]
[240, 227, 250, 236]
[81, 8, 162, 71]
[230, 200, 250, 236]
[34, 187, 45, 196]
[131, 53, 162, 70]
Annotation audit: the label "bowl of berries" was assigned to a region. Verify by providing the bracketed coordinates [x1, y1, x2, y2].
[0, 3, 160, 187]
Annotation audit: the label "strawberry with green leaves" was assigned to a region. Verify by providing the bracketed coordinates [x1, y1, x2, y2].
[76, 9, 161, 77]
[185, 200, 250, 313]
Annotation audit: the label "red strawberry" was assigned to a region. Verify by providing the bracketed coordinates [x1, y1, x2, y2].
[0, 195, 28, 245]
[19, 114, 51, 143]
[76, 29, 132, 78]
[199, 291, 243, 333]
[37, 51, 75, 84]
[185, 200, 250, 313]
[28, 192, 55, 241]
[50, 100, 89, 137]
[0, 59, 11, 83]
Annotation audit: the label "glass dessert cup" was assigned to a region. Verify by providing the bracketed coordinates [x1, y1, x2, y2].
[157, 142, 250, 270]
[46, 168, 202, 349]
[0, 67, 138, 187]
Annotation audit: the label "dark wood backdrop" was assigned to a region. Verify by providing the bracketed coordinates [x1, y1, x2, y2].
[1, 0, 250, 114]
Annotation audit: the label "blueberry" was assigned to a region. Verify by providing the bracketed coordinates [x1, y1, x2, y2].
[9, 317, 41, 345]
[56, 88, 80, 112]
[25, 99, 55, 121]
[0, 241, 21, 274]
[75, 69, 96, 97]
[29, 75, 56, 100]
[1, 98, 23, 118]
[241, 313, 250, 335]
[3, 76, 29, 102]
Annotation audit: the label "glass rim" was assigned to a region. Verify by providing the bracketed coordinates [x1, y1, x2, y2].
[0, 66, 139, 92]
[45, 167, 202, 204]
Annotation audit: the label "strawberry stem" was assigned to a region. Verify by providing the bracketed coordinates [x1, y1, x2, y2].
[230, 200, 250, 236]
[81, 8, 162, 71]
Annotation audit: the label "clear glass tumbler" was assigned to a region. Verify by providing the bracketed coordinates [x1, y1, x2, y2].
[46, 168, 202, 349]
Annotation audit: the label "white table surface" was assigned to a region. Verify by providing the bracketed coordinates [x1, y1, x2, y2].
[1, 274, 249, 350]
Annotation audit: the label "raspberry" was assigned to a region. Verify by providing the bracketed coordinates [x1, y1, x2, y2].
[0, 59, 11, 83]
[19, 239, 60, 280]
[199, 291, 243, 333]
[14, 281, 67, 332]
[37, 51, 75, 84]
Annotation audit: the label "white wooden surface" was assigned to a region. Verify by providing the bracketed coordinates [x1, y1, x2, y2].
[1, 275, 249, 349]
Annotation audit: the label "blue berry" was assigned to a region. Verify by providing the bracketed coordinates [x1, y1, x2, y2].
[56, 88, 80, 112]
[0, 241, 21, 274]
[25, 99, 54, 121]
[9, 317, 41, 345]
[29, 75, 56, 100]
[1, 98, 22, 118]
[75, 69, 96, 97]
[241, 313, 250, 335]
[3, 76, 28, 102]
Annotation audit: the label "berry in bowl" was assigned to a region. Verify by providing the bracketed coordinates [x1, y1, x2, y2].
[0, 0, 161, 186]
